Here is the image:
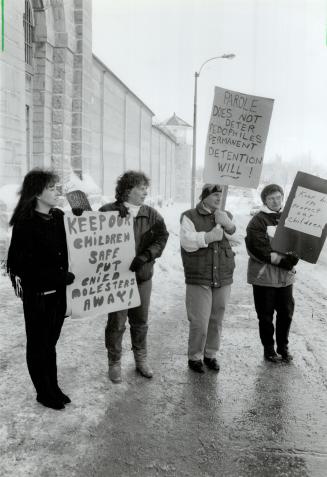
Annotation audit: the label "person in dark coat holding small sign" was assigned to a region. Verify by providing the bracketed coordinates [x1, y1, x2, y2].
[99, 171, 169, 383]
[7, 169, 75, 410]
[245, 184, 299, 363]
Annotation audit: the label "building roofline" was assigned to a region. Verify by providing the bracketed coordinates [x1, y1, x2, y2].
[152, 124, 178, 144]
[162, 112, 192, 127]
[92, 54, 155, 116]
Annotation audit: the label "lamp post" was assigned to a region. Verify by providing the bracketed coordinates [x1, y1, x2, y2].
[191, 53, 236, 208]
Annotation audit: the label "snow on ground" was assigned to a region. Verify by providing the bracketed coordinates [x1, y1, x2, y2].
[0, 193, 326, 476]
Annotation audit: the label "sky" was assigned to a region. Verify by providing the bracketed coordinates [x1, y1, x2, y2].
[92, 0, 327, 167]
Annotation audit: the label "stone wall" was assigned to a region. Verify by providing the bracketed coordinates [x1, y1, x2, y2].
[0, 0, 27, 186]
[0, 0, 182, 262]
[90, 57, 177, 202]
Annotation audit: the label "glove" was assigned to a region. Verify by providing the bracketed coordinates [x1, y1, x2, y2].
[72, 208, 84, 216]
[205, 226, 223, 244]
[129, 255, 148, 272]
[279, 252, 299, 270]
[65, 272, 75, 285]
[214, 210, 234, 229]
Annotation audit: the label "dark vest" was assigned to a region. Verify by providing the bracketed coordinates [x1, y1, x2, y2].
[180, 204, 235, 287]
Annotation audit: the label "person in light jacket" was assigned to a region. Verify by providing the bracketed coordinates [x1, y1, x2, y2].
[245, 184, 298, 363]
[180, 184, 236, 374]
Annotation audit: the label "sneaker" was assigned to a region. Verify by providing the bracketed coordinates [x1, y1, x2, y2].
[188, 360, 205, 373]
[204, 357, 220, 371]
[277, 349, 293, 363]
[109, 363, 122, 383]
[136, 362, 153, 378]
[264, 346, 280, 363]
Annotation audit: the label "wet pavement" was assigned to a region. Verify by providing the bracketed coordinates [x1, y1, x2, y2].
[72, 251, 327, 477]
[1, 228, 327, 476]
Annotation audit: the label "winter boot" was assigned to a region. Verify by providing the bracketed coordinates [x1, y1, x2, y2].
[135, 361, 153, 378]
[277, 347, 293, 363]
[108, 362, 122, 383]
[134, 348, 153, 378]
[264, 346, 280, 363]
[188, 360, 205, 373]
[204, 357, 220, 371]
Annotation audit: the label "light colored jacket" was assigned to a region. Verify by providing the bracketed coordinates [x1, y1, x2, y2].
[247, 250, 296, 287]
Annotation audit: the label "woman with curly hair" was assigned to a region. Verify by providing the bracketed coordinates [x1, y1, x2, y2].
[99, 170, 169, 383]
[7, 168, 75, 410]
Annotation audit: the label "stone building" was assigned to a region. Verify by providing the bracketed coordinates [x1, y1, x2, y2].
[0, 0, 192, 260]
[0, 0, 188, 200]
[0, 0, 94, 186]
[160, 113, 192, 203]
[90, 56, 177, 203]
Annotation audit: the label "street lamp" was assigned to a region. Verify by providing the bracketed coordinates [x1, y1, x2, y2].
[191, 53, 236, 208]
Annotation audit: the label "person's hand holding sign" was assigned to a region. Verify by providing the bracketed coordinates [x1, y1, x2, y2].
[214, 210, 235, 234]
[129, 251, 151, 272]
[271, 251, 299, 270]
[270, 252, 282, 265]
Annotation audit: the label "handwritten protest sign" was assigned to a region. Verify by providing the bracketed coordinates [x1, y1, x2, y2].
[204, 87, 274, 188]
[64, 211, 140, 318]
[284, 187, 327, 238]
[272, 172, 327, 263]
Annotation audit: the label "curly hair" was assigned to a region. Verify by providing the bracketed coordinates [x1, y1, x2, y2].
[115, 170, 150, 203]
[260, 184, 284, 204]
[9, 168, 59, 226]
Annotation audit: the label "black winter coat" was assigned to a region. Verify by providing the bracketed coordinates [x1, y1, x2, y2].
[7, 209, 69, 294]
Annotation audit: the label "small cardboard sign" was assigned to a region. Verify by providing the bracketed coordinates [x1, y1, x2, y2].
[66, 190, 92, 211]
[64, 211, 140, 318]
[204, 86, 274, 188]
[271, 172, 327, 263]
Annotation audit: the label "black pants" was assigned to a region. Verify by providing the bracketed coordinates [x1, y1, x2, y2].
[23, 291, 66, 398]
[252, 285, 294, 351]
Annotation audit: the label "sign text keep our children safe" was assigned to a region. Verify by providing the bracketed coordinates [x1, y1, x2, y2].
[64, 211, 140, 318]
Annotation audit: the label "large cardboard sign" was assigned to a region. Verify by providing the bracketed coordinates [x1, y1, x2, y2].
[204, 87, 274, 188]
[271, 172, 327, 263]
[64, 211, 140, 318]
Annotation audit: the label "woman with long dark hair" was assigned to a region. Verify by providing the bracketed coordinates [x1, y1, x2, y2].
[7, 168, 74, 410]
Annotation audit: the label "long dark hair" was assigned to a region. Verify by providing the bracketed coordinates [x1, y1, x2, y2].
[9, 168, 59, 226]
[115, 170, 150, 203]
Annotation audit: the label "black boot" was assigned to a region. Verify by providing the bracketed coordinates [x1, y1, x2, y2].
[204, 357, 220, 371]
[188, 360, 205, 373]
[55, 388, 71, 404]
[277, 348, 293, 362]
[36, 395, 65, 410]
[264, 346, 280, 363]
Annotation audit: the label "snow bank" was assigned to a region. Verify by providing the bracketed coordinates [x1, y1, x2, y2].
[0, 184, 20, 211]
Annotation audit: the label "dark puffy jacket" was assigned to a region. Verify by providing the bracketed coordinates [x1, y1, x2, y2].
[99, 202, 169, 283]
[180, 203, 235, 287]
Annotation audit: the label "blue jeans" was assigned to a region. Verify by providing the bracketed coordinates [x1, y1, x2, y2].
[253, 284, 294, 351]
[105, 279, 152, 364]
